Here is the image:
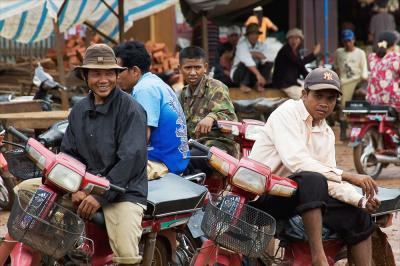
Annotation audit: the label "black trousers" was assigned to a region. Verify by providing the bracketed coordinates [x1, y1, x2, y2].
[250, 171, 376, 245]
[232, 62, 273, 87]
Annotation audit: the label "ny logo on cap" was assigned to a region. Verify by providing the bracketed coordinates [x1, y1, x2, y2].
[97, 57, 104, 63]
[323, 72, 333, 80]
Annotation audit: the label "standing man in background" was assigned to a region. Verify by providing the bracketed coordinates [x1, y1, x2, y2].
[245, 5, 278, 42]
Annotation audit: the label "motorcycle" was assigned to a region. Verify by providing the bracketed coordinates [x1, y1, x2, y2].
[0, 126, 208, 265]
[233, 97, 287, 122]
[343, 100, 400, 179]
[188, 140, 400, 265]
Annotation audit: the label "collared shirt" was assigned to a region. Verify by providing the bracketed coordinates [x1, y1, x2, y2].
[249, 99, 363, 206]
[132, 72, 189, 174]
[179, 76, 239, 156]
[61, 88, 148, 207]
[230, 37, 269, 79]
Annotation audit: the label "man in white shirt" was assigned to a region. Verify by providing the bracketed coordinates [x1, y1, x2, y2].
[230, 23, 272, 93]
[249, 68, 380, 266]
[333, 29, 368, 140]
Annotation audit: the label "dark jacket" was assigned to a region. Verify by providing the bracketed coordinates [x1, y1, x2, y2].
[273, 44, 316, 88]
[61, 87, 148, 206]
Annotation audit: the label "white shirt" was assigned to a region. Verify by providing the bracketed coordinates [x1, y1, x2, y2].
[230, 37, 269, 78]
[249, 99, 363, 207]
[333, 47, 368, 84]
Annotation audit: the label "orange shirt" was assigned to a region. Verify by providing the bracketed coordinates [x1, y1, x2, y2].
[245, 15, 278, 42]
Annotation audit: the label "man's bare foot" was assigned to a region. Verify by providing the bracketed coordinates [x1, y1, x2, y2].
[239, 85, 252, 93]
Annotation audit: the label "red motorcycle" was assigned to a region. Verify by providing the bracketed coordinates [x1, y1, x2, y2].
[188, 140, 400, 265]
[343, 100, 400, 179]
[0, 126, 207, 265]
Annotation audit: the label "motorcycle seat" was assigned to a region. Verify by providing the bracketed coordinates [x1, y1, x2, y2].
[145, 173, 208, 218]
[70, 95, 85, 107]
[91, 173, 208, 227]
[344, 100, 399, 120]
[354, 186, 400, 216]
[233, 99, 263, 113]
[254, 97, 287, 114]
[38, 120, 68, 147]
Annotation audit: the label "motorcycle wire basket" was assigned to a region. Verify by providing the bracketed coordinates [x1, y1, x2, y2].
[8, 190, 85, 259]
[3, 149, 42, 180]
[201, 194, 276, 258]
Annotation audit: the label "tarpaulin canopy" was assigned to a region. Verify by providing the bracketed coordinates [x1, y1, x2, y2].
[0, 0, 178, 43]
[180, 0, 273, 25]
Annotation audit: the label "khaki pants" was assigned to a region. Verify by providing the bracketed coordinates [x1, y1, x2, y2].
[282, 85, 303, 100]
[147, 160, 169, 180]
[340, 79, 360, 107]
[14, 178, 144, 265]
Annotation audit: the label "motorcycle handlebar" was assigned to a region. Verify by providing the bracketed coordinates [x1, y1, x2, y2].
[188, 139, 210, 153]
[7, 126, 29, 143]
[109, 183, 126, 194]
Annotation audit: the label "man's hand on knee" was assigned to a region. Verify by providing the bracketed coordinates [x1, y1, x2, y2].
[359, 197, 381, 213]
[342, 172, 378, 199]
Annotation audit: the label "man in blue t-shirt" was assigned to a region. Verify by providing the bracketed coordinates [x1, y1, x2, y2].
[114, 41, 189, 179]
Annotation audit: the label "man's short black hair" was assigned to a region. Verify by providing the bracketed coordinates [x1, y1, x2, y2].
[113, 41, 151, 73]
[179, 46, 207, 63]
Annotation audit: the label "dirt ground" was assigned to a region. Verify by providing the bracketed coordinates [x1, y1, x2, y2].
[0, 127, 398, 264]
[334, 128, 400, 265]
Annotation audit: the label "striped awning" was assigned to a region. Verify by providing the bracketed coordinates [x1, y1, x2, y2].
[0, 0, 178, 43]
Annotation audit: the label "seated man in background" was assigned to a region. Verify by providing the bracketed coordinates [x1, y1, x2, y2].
[114, 41, 190, 179]
[273, 28, 320, 99]
[231, 23, 272, 92]
[178, 46, 239, 175]
[213, 26, 241, 87]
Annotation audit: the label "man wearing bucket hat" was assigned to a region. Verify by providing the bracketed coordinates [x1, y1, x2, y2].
[8, 43, 148, 265]
[245, 5, 278, 42]
[273, 28, 321, 99]
[231, 23, 273, 92]
[250, 67, 379, 265]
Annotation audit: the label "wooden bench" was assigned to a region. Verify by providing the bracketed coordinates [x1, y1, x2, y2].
[0, 111, 69, 130]
[0, 100, 43, 114]
[229, 87, 287, 100]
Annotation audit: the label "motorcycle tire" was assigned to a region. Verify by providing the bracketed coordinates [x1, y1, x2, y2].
[353, 127, 383, 179]
[152, 238, 168, 266]
[0, 176, 17, 211]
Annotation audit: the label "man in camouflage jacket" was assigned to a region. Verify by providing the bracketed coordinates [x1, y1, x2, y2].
[178, 46, 239, 168]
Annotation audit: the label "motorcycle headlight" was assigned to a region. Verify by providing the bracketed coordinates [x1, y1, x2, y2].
[231, 167, 266, 195]
[219, 124, 239, 136]
[244, 125, 263, 141]
[27, 145, 46, 170]
[47, 164, 82, 193]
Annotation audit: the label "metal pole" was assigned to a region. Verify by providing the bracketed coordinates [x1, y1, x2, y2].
[201, 14, 208, 60]
[324, 0, 329, 64]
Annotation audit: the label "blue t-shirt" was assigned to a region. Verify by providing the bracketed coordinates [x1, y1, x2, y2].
[132, 72, 189, 174]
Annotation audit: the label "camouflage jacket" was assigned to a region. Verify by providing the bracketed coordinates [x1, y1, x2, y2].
[179, 76, 239, 157]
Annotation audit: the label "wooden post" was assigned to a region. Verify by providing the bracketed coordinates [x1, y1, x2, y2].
[201, 14, 208, 59]
[118, 0, 124, 42]
[52, 19, 69, 110]
[150, 15, 156, 42]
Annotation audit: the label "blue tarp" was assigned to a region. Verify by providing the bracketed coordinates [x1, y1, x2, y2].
[0, 0, 178, 43]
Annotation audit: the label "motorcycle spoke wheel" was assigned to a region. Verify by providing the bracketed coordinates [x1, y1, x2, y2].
[152, 239, 168, 266]
[353, 128, 383, 179]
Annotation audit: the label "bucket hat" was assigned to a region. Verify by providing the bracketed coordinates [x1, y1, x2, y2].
[74, 43, 126, 72]
[245, 23, 262, 35]
[286, 28, 304, 39]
